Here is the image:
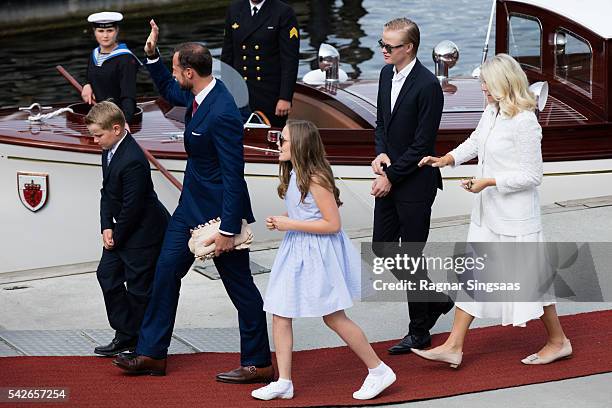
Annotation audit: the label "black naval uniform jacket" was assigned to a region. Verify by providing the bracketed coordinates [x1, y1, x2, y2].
[86, 53, 139, 123]
[221, 0, 300, 125]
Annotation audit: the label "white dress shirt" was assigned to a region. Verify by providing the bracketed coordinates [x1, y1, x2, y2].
[250, 0, 266, 15]
[390, 57, 416, 112]
[194, 77, 217, 106]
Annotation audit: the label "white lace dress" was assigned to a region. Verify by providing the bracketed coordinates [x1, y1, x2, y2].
[449, 105, 553, 326]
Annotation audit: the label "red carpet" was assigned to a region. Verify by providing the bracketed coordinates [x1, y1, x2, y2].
[1, 310, 612, 407]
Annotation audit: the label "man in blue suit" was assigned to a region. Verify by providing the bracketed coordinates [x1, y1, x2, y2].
[114, 20, 273, 382]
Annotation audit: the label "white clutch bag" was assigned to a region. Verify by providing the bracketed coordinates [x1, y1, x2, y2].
[188, 218, 254, 260]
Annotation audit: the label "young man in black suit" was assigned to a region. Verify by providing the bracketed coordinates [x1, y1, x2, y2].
[85, 101, 170, 356]
[371, 18, 454, 355]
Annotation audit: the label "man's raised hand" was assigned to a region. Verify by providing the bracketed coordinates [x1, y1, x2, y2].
[144, 19, 159, 57]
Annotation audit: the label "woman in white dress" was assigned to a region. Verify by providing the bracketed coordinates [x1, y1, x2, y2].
[415, 54, 571, 368]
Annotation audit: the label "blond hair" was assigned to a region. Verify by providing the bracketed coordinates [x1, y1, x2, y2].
[480, 54, 536, 117]
[384, 17, 420, 54]
[84, 100, 126, 130]
[277, 120, 342, 207]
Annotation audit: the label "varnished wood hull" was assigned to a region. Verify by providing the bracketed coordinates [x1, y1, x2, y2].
[2, 137, 611, 273]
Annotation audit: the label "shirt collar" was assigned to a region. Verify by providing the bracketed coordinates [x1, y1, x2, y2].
[110, 130, 128, 156]
[194, 77, 217, 106]
[393, 57, 417, 81]
[249, 0, 266, 12]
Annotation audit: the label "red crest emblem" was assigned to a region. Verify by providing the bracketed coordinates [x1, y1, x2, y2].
[17, 172, 49, 212]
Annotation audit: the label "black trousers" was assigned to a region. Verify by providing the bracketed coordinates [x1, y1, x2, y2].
[96, 244, 161, 341]
[373, 190, 453, 336]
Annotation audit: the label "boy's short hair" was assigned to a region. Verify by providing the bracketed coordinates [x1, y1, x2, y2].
[84, 100, 126, 130]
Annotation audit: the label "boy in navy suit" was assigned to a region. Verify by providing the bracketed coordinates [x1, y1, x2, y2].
[85, 101, 170, 356]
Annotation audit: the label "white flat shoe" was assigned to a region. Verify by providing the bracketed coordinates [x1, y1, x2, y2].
[353, 366, 397, 400]
[411, 348, 463, 368]
[251, 380, 294, 400]
[521, 339, 572, 365]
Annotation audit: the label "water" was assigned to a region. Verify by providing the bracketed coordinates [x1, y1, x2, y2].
[0, 0, 495, 108]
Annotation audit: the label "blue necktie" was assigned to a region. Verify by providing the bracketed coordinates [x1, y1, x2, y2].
[107, 150, 114, 166]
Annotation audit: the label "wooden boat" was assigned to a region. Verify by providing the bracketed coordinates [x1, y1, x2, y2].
[1, 0, 611, 273]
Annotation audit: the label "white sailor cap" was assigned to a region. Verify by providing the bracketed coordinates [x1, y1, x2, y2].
[87, 12, 123, 28]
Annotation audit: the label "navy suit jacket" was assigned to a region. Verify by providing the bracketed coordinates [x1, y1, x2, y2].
[146, 60, 255, 233]
[100, 133, 170, 248]
[375, 59, 444, 200]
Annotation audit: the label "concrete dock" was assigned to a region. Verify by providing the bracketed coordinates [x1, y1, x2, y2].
[1, 196, 611, 407]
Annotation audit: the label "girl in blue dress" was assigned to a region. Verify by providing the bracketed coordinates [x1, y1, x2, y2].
[251, 120, 396, 401]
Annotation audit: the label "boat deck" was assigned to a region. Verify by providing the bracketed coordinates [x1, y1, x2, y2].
[0, 77, 608, 165]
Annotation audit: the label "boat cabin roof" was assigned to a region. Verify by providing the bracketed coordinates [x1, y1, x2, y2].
[510, 0, 612, 39]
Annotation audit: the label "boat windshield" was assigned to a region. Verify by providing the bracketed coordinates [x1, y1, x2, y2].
[508, 14, 542, 71]
[554, 29, 592, 96]
[212, 58, 249, 109]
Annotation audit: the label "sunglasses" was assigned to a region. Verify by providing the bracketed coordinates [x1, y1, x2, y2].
[278, 133, 287, 146]
[378, 39, 405, 54]
[266, 130, 289, 147]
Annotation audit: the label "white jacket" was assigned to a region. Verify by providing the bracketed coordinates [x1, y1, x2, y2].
[449, 104, 543, 236]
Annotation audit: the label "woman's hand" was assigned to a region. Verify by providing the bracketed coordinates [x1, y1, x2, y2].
[81, 84, 95, 105]
[461, 178, 495, 193]
[419, 154, 454, 168]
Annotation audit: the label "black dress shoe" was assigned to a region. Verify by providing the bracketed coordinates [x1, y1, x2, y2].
[94, 338, 137, 357]
[388, 333, 432, 355]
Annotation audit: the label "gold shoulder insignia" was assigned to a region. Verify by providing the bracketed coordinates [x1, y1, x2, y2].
[289, 27, 298, 39]
[232, 22, 239, 29]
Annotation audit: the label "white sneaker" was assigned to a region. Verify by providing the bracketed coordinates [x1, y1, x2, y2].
[353, 367, 397, 400]
[251, 380, 294, 400]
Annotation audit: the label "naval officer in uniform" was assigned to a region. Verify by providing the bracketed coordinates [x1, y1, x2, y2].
[221, 0, 300, 128]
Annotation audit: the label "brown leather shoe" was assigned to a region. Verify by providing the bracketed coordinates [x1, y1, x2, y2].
[215, 365, 274, 384]
[112, 355, 167, 376]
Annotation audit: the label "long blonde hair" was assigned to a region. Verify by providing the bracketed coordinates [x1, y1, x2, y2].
[480, 53, 536, 117]
[277, 120, 342, 207]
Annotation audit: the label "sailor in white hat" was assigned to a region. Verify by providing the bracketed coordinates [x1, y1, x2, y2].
[82, 11, 142, 124]
[87, 11, 124, 28]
